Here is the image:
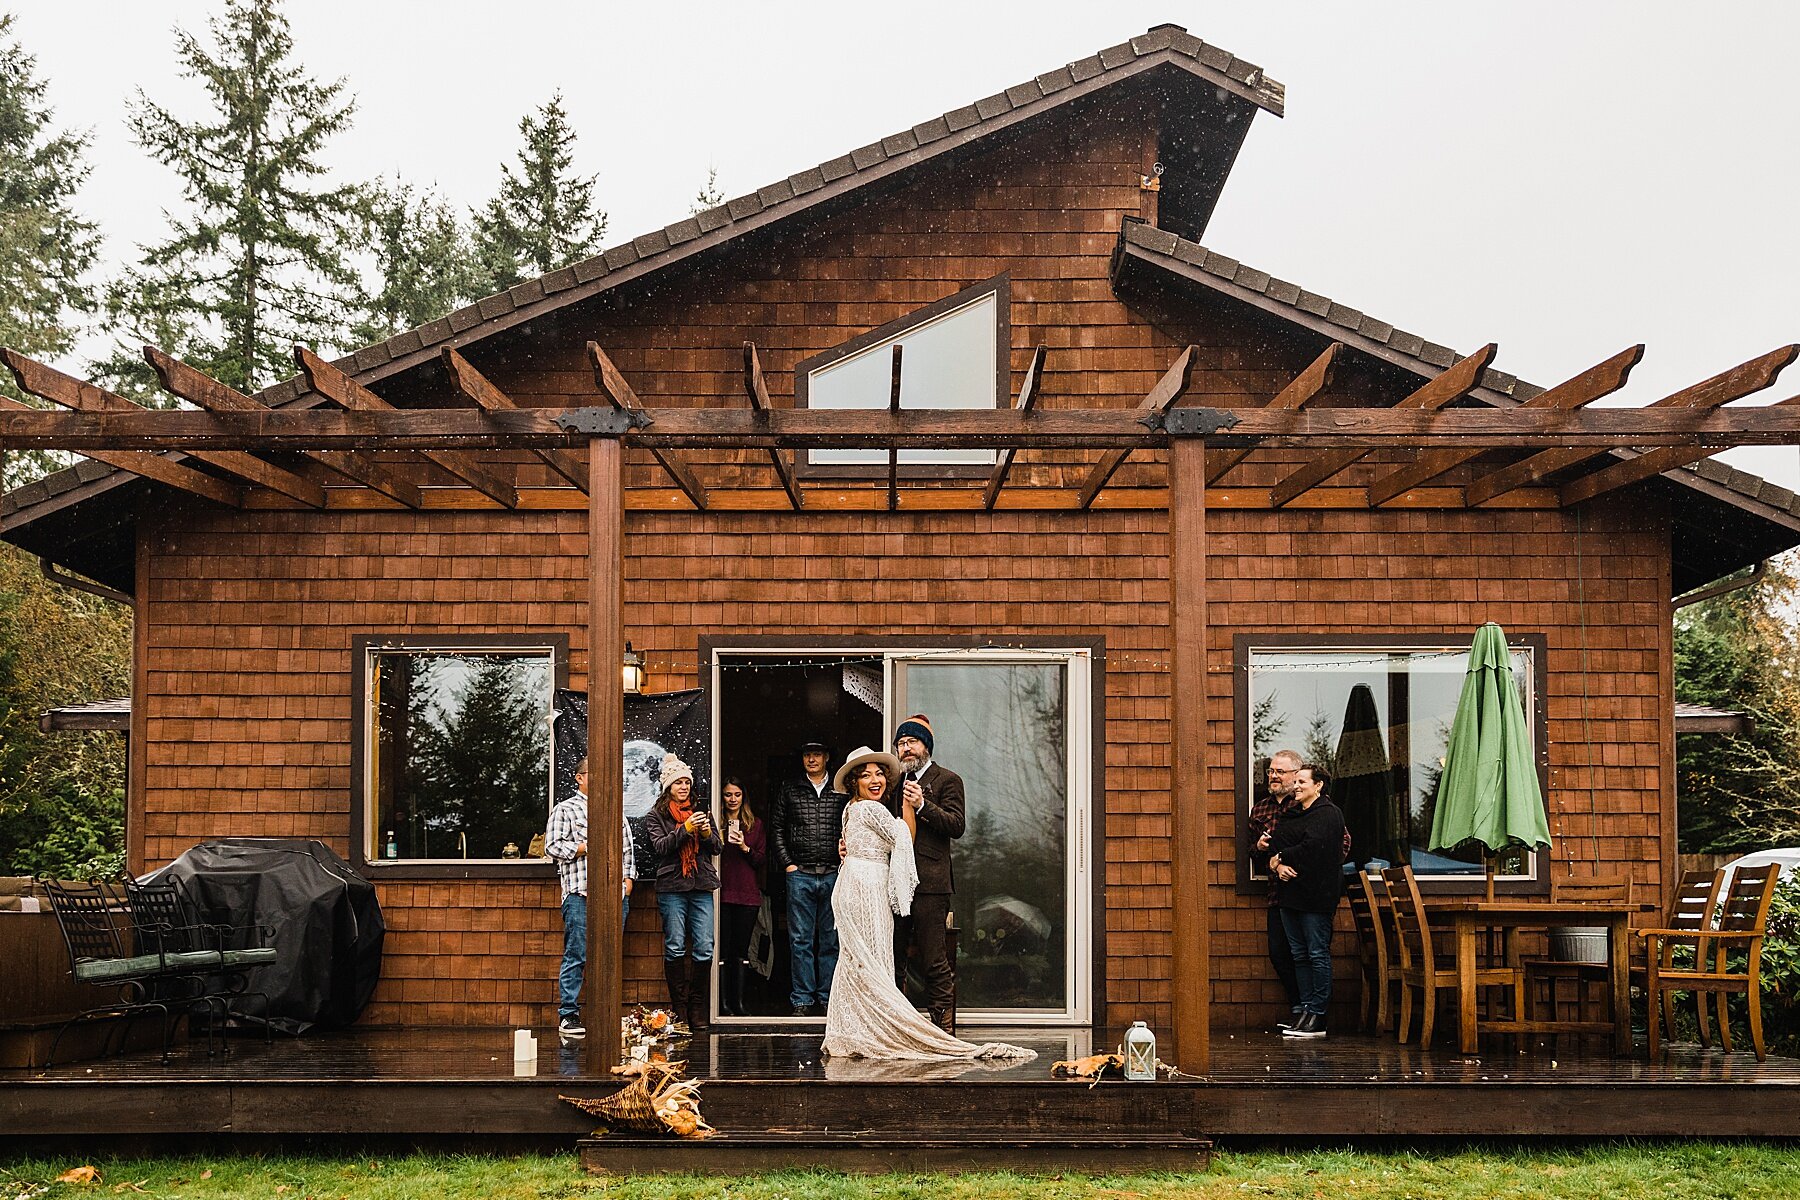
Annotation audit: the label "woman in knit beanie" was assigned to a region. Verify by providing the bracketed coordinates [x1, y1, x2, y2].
[644, 754, 724, 1031]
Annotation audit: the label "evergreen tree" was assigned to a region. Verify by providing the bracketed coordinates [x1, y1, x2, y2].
[351, 177, 483, 345]
[98, 0, 366, 396]
[690, 166, 724, 216]
[472, 93, 605, 292]
[1675, 555, 1800, 852]
[0, 12, 101, 491]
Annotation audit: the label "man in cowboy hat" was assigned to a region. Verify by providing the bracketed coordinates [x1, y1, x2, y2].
[891, 713, 965, 1034]
[769, 736, 846, 1017]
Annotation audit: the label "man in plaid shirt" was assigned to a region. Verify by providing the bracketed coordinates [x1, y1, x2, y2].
[545, 757, 636, 1038]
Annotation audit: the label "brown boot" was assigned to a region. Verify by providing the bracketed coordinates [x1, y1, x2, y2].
[662, 956, 689, 1025]
[687, 956, 712, 1033]
[931, 1008, 955, 1036]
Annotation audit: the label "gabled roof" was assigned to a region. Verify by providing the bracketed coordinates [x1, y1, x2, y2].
[3, 23, 1280, 561]
[1111, 219, 1800, 590]
[246, 24, 1282, 408]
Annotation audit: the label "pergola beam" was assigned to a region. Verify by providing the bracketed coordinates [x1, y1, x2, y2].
[22, 403, 1800, 453]
[1365, 344, 1643, 507]
[0, 393, 243, 508]
[1205, 342, 1339, 485]
[742, 343, 802, 510]
[144, 347, 422, 509]
[586, 342, 709, 510]
[4, 348, 320, 507]
[1268, 343, 1497, 509]
[983, 344, 1047, 510]
[297, 348, 518, 508]
[441, 348, 589, 493]
[1559, 393, 1800, 506]
[1463, 343, 1799, 507]
[1075, 345, 1195, 509]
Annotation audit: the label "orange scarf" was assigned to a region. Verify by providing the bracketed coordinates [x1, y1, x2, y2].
[669, 792, 700, 878]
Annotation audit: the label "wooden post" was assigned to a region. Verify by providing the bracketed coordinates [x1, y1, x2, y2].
[585, 436, 625, 1069]
[1168, 435, 1209, 1070]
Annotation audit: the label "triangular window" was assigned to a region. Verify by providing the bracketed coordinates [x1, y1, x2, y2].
[798, 274, 1008, 471]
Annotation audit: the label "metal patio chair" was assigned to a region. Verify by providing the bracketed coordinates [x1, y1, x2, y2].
[40, 877, 180, 1067]
[124, 873, 277, 1050]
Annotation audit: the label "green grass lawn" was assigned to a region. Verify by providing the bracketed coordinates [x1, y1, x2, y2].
[4, 1144, 1799, 1200]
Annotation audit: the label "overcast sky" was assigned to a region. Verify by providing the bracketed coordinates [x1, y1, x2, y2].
[14, 1, 1800, 485]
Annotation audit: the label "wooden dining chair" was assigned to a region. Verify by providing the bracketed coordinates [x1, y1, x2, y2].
[1346, 869, 1397, 1035]
[1639, 869, 1727, 1047]
[1381, 865, 1522, 1047]
[1522, 873, 1632, 1028]
[1646, 864, 1781, 1060]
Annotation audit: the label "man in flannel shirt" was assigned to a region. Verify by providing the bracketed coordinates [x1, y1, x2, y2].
[545, 757, 636, 1038]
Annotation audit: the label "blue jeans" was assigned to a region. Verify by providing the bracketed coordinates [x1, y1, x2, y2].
[787, 870, 838, 1008]
[1280, 907, 1335, 1018]
[656, 889, 715, 960]
[559, 892, 586, 1021]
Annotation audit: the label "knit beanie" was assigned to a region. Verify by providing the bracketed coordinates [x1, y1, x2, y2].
[659, 755, 694, 790]
[893, 714, 934, 755]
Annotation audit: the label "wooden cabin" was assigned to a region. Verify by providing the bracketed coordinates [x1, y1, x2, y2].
[6, 24, 1799, 1057]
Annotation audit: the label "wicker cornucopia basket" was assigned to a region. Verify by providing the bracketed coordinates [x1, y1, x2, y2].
[561, 1061, 715, 1139]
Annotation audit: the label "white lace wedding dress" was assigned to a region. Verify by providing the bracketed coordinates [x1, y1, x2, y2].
[822, 798, 1036, 1063]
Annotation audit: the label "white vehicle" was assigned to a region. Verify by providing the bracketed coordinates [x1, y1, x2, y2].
[1719, 848, 1800, 887]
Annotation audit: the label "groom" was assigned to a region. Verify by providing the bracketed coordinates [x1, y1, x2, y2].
[890, 714, 965, 1034]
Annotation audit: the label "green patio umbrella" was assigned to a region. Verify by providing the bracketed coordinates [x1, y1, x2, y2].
[1428, 623, 1551, 897]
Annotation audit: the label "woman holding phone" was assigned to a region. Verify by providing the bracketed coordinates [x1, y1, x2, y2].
[717, 776, 766, 1015]
[644, 755, 724, 1031]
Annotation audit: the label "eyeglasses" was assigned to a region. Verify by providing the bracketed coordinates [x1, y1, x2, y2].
[896, 737, 926, 750]
[1266, 767, 1296, 776]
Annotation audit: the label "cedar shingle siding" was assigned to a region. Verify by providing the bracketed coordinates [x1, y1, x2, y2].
[130, 108, 1674, 1029]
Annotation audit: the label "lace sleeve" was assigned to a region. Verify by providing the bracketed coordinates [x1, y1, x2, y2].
[887, 812, 918, 917]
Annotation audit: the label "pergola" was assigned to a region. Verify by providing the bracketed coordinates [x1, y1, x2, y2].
[5, 335, 1799, 1070]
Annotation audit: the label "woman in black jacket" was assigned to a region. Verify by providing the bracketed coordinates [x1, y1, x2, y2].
[1255, 763, 1345, 1040]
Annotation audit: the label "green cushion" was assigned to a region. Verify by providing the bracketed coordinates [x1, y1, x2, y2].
[221, 947, 277, 968]
[164, 950, 226, 970]
[74, 954, 164, 983]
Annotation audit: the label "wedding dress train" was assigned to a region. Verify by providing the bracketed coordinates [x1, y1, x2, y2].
[821, 798, 1035, 1063]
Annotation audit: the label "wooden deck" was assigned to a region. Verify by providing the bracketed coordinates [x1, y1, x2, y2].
[4, 1025, 1797, 1147]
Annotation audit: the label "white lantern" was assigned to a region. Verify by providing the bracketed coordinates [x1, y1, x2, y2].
[1123, 1020, 1157, 1081]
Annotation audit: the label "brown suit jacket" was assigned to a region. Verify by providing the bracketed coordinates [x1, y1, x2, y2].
[891, 761, 965, 895]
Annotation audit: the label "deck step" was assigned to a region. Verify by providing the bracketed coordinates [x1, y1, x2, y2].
[579, 1129, 1212, 1174]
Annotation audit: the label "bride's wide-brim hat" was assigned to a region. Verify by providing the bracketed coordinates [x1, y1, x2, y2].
[833, 745, 902, 794]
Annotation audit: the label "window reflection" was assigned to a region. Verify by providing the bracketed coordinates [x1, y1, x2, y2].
[371, 650, 553, 862]
[1246, 645, 1537, 879]
[904, 662, 1068, 1011]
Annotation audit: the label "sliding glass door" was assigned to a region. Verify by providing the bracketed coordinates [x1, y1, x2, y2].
[893, 650, 1091, 1023]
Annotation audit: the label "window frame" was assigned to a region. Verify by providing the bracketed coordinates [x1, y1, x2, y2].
[348, 632, 568, 880]
[794, 272, 1012, 479]
[1231, 632, 1551, 896]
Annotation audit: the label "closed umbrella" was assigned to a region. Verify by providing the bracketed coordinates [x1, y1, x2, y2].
[1427, 623, 1551, 897]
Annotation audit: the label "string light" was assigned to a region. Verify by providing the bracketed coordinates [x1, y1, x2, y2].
[614, 647, 1183, 674]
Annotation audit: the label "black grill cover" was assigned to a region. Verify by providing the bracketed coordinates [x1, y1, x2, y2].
[148, 838, 384, 1033]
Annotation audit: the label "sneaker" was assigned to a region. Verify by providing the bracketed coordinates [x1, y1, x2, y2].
[1282, 1012, 1327, 1040]
[558, 1017, 586, 1038]
[791, 1005, 812, 1018]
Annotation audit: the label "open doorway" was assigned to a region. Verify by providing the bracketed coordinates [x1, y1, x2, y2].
[714, 654, 884, 1020]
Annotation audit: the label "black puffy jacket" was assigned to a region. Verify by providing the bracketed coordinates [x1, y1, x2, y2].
[770, 777, 847, 871]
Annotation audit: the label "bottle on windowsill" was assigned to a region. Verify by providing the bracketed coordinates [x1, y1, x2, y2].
[385, 831, 398, 859]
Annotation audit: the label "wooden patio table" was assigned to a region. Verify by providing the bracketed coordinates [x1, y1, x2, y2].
[1422, 898, 1655, 1055]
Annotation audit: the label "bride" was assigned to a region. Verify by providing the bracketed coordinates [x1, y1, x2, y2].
[821, 746, 1035, 1063]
